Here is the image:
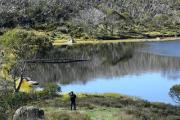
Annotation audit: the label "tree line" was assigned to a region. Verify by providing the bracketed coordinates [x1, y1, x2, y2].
[0, 0, 179, 37]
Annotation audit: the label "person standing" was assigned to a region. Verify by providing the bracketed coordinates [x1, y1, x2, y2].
[69, 91, 77, 110]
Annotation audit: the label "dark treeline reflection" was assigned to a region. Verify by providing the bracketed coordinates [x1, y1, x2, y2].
[24, 43, 180, 84]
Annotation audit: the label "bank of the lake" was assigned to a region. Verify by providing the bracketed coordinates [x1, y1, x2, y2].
[53, 37, 180, 46]
[1, 87, 180, 120]
[30, 93, 180, 120]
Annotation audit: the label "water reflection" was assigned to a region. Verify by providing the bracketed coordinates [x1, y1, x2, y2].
[140, 40, 180, 57]
[25, 44, 180, 83]
[23, 41, 180, 104]
[25, 43, 134, 83]
[61, 72, 179, 104]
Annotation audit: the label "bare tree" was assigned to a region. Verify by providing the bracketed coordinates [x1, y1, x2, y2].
[75, 7, 106, 35]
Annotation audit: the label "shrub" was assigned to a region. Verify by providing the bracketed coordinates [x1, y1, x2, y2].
[40, 83, 59, 99]
[4, 92, 30, 109]
[169, 84, 180, 104]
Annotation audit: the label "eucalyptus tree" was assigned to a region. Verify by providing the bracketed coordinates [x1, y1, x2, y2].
[169, 84, 180, 104]
[75, 7, 106, 36]
[0, 28, 52, 92]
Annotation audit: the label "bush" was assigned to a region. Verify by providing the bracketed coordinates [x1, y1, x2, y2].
[169, 84, 180, 104]
[38, 83, 59, 99]
[2, 92, 30, 109]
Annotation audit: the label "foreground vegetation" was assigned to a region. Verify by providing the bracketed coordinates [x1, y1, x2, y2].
[0, 83, 179, 120]
[0, 90, 180, 120]
[42, 93, 180, 120]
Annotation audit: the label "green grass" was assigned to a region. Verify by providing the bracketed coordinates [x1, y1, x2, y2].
[47, 29, 180, 46]
[26, 93, 180, 120]
[44, 107, 138, 120]
[44, 107, 90, 120]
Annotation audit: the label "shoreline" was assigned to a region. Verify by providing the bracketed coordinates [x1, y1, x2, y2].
[53, 37, 180, 46]
[1, 87, 180, 119]
[39, 93, 180, 120]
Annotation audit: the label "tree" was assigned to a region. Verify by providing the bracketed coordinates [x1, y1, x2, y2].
[169, 84, 180, 104]
[75, 7, 106, 36]
[0, 28, 52, 92]
[0, 28, 52, 59]
[103, 10, 126, 36]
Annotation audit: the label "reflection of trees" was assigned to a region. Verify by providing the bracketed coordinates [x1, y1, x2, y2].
[25, 43, 134, 84]
[169, 85, 180, 104]
[24, 43, 180, 84]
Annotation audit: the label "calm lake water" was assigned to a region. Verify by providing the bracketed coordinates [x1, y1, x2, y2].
[26, 40, 180, 105]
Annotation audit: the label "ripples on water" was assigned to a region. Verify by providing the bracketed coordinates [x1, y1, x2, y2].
[140, 40, 180, 57]
[24, 41, 180, 104]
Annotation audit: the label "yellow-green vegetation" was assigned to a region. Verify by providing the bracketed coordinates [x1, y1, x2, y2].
[0, 48, 16, 80]
[50, 30, 180, 46]
[0, 28, 51, 59]
[15, 78, 39, 93]
[44, 107, 136, 120]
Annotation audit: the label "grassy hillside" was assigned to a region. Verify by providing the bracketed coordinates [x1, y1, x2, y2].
[26, 93, 180, 120]
[0, 0, 179, 39]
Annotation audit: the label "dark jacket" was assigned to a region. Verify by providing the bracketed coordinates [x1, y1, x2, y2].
[70, 94, 76, 102]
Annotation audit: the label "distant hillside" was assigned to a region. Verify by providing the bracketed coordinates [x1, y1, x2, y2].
[0, 0, 180, 38]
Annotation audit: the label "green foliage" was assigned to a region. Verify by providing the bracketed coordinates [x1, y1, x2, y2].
[0, 28, 52, 59]
[152, 14, 171, 27]
[6, 92, 30, 109]
[33, 23, 58, 31]
[0, 106, 7, 120]
[0, 92, 32, 119]
[169, 84, 180, 104]
[0, 86, 59, 119]
[39, 83, 59, 98]
[67, 23, 85, 38]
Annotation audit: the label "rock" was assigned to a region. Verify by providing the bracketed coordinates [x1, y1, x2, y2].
[13, 106, 44, 120]
[156, 37, 160, 40]
[67, 36, 76, 44]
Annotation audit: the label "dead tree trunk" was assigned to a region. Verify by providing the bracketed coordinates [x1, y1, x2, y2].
[15, 62, 26, 92]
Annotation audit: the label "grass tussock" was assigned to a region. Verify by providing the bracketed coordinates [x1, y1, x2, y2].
[45, 111, 90, 120]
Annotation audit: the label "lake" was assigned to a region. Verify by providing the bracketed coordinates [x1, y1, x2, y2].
[25, 40, 180, 105]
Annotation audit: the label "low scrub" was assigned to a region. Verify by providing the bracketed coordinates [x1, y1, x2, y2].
[46, 111, 90, 120]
